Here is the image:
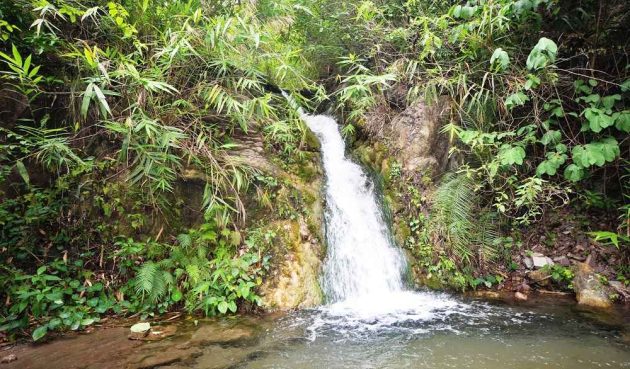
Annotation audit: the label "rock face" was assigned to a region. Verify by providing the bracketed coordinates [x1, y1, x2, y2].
[175, 132, 327, 311]
[258, 218, 324, 309]
[363, 97, 453, 175]
[573, 262, 612, 309]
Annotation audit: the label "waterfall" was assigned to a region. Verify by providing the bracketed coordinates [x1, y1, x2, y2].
[286, 94, 461, 325]
[302, 114, 407, 302]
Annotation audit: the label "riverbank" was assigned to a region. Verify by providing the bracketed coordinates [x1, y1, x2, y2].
[1, 292, 628, 369]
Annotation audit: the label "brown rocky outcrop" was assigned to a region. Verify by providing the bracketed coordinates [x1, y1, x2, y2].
[573, 262, 613, 309]
[362, 96, 454, 176]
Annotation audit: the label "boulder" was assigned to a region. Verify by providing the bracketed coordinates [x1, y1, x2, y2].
[363, 97, 453, 175]
[531, 253, 554, 268]
[258, 218, 324, 309]
[527, 269, 551, 287]
[573, 262, 613, 309]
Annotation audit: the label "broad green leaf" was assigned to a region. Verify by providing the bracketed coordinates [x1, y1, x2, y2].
[523, 74, 540, 90]
[23, 54, 31, 75]
[564, 164, 584, 182]
[526, 37, 558, 70]
[498, 145, 526, 165]
[614, 111, 630, 132]
[505, 91, 529, 110]
[540, 130, 561, 145]
[11, 44, 22, 67]
[81, 83, 94, 118]
[92, 84, 112, 117]
[601, 94, 621, 110]
[32, 325, 48, 341]
[584, 107, 614, 133]
[571, 137, 619, 168]
[217, 301, 228, 314]
[490, 48, 509, 71]
[15, 160, 30, 185]
[536, 152, 567, 176]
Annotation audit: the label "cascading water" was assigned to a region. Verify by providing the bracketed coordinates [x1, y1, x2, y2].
[288, 101, 463, 325]
[303, 114, 406, 301]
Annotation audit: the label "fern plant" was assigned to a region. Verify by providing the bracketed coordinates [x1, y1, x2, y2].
[429, 174, 499, 268]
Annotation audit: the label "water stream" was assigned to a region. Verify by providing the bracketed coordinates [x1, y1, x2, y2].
[7, 111, 630, 369]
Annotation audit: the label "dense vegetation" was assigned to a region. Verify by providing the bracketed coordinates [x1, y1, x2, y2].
[1, 0, 628, 341]
[331, 0, 628, 290]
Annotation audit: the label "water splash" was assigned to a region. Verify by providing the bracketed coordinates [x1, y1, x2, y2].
[290, 96, 467, 330]
[302, 114, 406, 302]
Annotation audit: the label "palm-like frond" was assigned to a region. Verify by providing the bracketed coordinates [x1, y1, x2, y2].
[430, 174, 498, 266]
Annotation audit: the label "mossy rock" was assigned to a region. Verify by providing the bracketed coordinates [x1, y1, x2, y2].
[258, 218, 324, 310]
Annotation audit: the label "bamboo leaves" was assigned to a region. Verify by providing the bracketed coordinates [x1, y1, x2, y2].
[81, 82, 112, 118]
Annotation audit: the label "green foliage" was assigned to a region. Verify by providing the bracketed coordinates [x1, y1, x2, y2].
[128, 222, 266, 316]
[0, 0, 320, 340]
[0, 262, 115, 341]
[429, 174, 499, 266]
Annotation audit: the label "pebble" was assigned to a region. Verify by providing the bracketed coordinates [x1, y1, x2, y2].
[514, 292, 528, 301]
[0, 354, 17, 364]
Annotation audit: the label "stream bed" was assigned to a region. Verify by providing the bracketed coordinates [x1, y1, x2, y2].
[4, 292, 629, 369]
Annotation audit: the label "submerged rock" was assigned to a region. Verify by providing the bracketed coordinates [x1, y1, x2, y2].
[514, 292, 528, 301]
[573, 262, 612, 309]
[0, 354, 17, 364]
[128, 346, 201, 369]
[188, 324, 255, 346]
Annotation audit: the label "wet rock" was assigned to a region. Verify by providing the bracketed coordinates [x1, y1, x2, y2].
[362, 97, 453, 175]
[128, 347, 201, 369]
[514, 292, 528, 301]
[258, 218, 323, 310]
[609, 281, 630, 300]
[553, 256, 571, 267]
[573, 262, 612, 309]
[130, 325, 177, 341]
[129, 322, 151, 340]
[469, 290, 502, 300]
[527, 269, 551, 287]
[0, 354, 17, 364]
[188, 324, 255, 346]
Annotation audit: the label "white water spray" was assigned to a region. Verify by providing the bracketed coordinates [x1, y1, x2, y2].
[284, 93, 462, 323]
[302, 114, 407, 301]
